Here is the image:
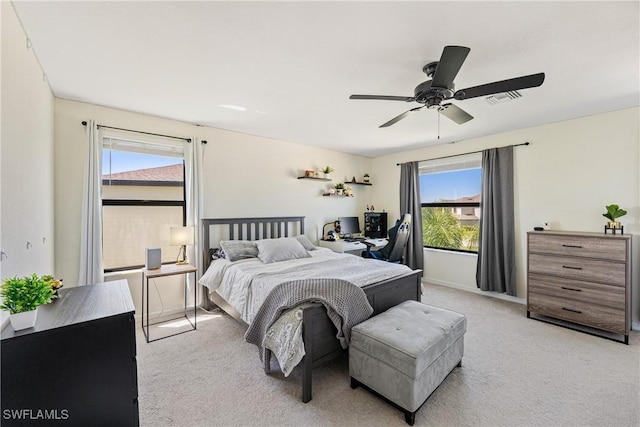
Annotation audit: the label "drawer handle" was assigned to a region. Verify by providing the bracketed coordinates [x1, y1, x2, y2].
[561, 286, 582, 292]
[562, 307, 583, 314]
[562, 244, 583, 248]
[562, 265, 583, 270]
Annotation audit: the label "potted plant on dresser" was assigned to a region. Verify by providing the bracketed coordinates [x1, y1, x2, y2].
[1, 274, 57, 331]
[602, 204, 627, 229]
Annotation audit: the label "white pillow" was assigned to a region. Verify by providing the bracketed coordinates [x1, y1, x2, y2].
[255, 238, 311, 264]
[295, 235, 316, 251]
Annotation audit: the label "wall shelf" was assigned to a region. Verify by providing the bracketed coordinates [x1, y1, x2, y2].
[298, 176, 331, 182]
[349, 181, 372, 186]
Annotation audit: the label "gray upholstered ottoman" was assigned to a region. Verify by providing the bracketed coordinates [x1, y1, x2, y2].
[349, 300, 466, 425]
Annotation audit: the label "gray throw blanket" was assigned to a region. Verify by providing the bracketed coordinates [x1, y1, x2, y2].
[244, 277, 374, 373]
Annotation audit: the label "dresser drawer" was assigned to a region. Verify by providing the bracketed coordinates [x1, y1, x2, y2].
[528, 253, 626, 287]
[528, 233, 627, 261]
[528, 273, 624, 310]
[528, 292, 626, 333]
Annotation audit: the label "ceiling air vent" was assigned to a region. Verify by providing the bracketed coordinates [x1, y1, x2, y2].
[485, 90, 522, 105]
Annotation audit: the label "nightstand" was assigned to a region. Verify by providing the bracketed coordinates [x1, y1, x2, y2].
[142, 263, 197, 342]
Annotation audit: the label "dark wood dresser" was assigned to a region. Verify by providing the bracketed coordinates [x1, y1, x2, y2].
[527, 231, 632, 343]
[1, 280, 138, 426]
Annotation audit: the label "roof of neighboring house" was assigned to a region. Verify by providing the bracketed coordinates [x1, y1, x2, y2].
[455, 194, 480, 203]
[440, 194, 481, 204]
[103, 163, 183, 185]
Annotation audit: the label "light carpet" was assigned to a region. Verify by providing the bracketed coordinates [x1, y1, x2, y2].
[136, 283, 640, 427]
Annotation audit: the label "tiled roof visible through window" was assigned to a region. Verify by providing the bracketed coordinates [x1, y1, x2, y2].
[443, 194, 481, 203]
[103, 164, 183, 183]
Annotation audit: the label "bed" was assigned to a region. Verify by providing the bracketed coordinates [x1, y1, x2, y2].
[199, 216, 422, 402]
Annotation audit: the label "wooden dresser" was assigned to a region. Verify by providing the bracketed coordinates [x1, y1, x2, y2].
[1, 280, 138, 426]
[527, 230, 632, 344]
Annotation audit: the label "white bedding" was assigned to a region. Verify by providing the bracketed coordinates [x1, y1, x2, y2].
[198, 247, 412, 324]
[198, 246, 412, 376]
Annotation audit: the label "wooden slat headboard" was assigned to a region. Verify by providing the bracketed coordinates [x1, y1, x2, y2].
[201, 216, 305, 270]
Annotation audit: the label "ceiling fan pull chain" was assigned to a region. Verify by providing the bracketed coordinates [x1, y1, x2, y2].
[437, 111, 440, 139]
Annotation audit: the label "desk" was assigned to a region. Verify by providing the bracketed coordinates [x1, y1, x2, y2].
[142, 263, 197, 342]
[318, 238, 388, 255]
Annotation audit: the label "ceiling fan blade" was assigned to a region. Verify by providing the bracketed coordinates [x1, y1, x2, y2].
[454, 72, 545, 100]
[350, 94, 415, 102]
[379, 106, 424, 128]
[439, 103, 473, 124]
[431, 46, 470, 88]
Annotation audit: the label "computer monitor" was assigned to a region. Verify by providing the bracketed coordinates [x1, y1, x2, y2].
[338, 216, 360, 237]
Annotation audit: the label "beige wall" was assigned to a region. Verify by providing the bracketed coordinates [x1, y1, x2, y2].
[371, 107, 640, 326]
[1, 1, 55, 280]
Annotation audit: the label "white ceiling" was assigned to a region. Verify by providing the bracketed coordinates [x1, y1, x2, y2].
[11, 1, 640, 158]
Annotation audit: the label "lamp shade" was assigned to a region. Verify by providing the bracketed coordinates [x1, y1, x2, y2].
[170, 226, 194, 246]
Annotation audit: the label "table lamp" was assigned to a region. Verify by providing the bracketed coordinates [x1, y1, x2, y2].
[170, 226, 194, 265]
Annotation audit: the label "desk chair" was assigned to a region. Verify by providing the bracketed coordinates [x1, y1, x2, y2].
[362, 213, 411, 263]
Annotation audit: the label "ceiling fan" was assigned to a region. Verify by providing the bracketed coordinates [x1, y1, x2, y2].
[349, 46, 545, 128]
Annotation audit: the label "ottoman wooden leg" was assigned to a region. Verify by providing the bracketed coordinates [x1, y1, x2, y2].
[350, 377, 360, 389]
[404, 410, 416, 426]
[457, 359, 462, 367]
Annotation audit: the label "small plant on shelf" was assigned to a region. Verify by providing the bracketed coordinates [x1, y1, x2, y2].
[321, 166, 334, 177]
[334, 182, 345, 195]
[363, 173, 370, 183]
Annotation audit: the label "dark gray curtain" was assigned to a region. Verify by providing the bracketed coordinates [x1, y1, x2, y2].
[476, 146, 516, 295]
[399, 162, 424, 272]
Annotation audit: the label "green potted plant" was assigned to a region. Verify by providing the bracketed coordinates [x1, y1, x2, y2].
[602, 204, 627, 229]
[1, 274, 57, 331]
[321, 166, 334, 178]
[334, 182, 345, 195]
[363, 173, 370, 184]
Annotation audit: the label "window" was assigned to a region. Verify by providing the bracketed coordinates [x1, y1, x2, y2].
[102, 135, 185, 271]
[420, 154, 481, 253]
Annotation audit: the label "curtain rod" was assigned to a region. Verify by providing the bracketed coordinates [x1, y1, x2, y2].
[396, 142, 530, 166]
[81, 121, 192, 143]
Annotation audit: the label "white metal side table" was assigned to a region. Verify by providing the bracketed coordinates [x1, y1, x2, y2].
[142, 263, 197, 342]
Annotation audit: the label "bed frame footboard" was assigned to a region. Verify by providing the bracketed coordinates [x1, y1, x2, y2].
[299, 269, 422, 403]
